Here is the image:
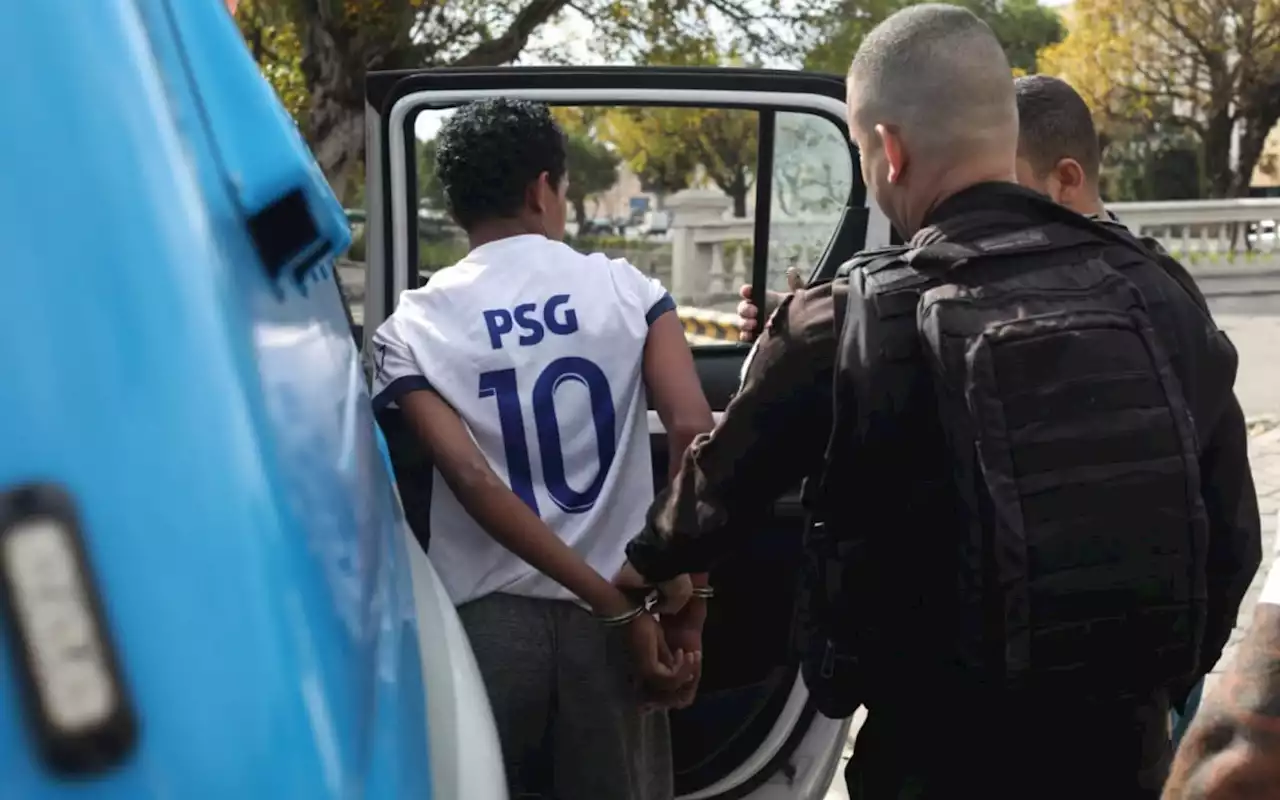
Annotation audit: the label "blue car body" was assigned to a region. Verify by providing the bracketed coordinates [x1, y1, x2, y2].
[0, 1, 440, 796]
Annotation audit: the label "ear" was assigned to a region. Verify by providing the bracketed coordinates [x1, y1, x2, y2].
[526, 171, 553, 214]
[1053, 158, 1087, 192]
[876, 124, 907, 184]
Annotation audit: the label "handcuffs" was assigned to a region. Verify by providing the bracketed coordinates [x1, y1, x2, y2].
[597, 584, 715, 628]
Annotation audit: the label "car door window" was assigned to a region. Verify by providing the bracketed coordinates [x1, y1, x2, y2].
[768, 111, 856, 290]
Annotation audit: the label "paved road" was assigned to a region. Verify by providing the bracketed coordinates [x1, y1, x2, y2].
[1208, 292, 1280, 423]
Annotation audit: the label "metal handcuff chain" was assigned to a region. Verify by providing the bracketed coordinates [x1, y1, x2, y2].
[597, 584, 716, 628]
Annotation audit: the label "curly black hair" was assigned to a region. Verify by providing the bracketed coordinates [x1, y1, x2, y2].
[433, 98, 568, 231]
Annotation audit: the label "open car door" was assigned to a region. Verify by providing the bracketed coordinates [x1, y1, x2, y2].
[353, 66, 892, 800]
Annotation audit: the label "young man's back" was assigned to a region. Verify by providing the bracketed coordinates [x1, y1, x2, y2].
[375, 234, 674, 605]
[370, 98, 712, 800]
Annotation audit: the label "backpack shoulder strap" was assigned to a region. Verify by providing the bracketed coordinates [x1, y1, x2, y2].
[1137, 235, 1211, 314]
[907, 221, 1109, 273]
[1043, 207, 1211, 315]
[836, 244, 912, 279]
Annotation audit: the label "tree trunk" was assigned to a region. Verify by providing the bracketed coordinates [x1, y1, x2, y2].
[572, 196, 588, 231]
[290, 0, 571, 194]
[1201, 110, 1236, 199]
[307, 104, 363, 201]
[297, 8, 365, 197]
[730, 168, 750, 218]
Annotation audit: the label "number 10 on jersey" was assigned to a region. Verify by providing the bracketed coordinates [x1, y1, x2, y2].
[478, 356, 616, 516]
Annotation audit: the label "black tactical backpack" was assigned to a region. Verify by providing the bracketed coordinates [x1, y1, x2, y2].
[798, 217, 1209, 718]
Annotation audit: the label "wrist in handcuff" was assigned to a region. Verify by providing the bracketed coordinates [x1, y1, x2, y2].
[597, 583, 714, 627]
[597, 605, 649, 628]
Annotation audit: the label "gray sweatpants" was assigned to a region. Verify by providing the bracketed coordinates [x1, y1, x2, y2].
[457, 592, 674, 800]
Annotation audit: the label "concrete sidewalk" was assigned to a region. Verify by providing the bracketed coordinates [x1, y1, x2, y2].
[1213, 311, 1280, 421]
[1206, 425, 1280, 695]
[822, 424, 1280, 800]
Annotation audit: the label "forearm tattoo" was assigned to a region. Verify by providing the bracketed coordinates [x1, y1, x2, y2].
[1165, 604, 1280, 798]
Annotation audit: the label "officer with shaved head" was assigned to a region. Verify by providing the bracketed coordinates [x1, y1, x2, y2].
[617, 4, 1257, 798]
[844, 3, 1020, 236]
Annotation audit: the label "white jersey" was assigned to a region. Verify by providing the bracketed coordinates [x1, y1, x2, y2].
[371, 234, 676, 606]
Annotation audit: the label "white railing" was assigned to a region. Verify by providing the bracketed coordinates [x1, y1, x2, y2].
[666, 189, 839, 310]
[1108, 199, 1280, 272]
[338, 197, 1280, 332]
[668, 196, 1280, 307]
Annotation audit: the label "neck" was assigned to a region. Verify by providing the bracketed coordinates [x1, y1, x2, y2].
[906, 158, 1018, 235]
[1073, 193, 1106, 218]
[467, 218, 543, 250]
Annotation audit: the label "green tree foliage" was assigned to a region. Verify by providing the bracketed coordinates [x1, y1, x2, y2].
[590, 37, 760, 217]
[689, 109, 759, 218]
[416, 136, 447, 210]
[417, 106, 621, 229]
[552, 108, 623, 229]
[1099, 123, 1203, 201]
[596, 107, 697, 202]
[564, 136, 622, 229]
[235, 0, 832, 199]
[597, 106, 757, 217]
[235, 0, 308, 126]
[804, 0, 1065, 75]
[1039, 0, 1280, 197]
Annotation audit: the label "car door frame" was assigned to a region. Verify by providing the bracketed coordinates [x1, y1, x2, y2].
[362, 66, 890, 800]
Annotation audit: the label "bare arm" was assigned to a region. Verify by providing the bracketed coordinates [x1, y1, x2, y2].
[643, 309, 715, 486]
[398, 388, 635, 619]
[626, 283, 843, 583]
[1164, 603, 1280, 798]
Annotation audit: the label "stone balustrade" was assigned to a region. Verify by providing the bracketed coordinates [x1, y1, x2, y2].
[667, 195, 1280, 311]
[1108, 198, 1280, 272]
[340, 196, 1280, 340]
[665, 188, 840, 312]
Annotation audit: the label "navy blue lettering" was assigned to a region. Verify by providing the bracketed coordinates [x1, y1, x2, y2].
[479, 355, 616, 515]
[514, 302, 545, 346]
[482, 296, 580, 349]
[544, 294, 579, 335]
[482, 309, 513, 350]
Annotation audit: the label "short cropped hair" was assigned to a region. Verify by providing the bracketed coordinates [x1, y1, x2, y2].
[434, 99, 567, 230]
[848, 4, 1016, 154]
[1013, 75, 1102, 180]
